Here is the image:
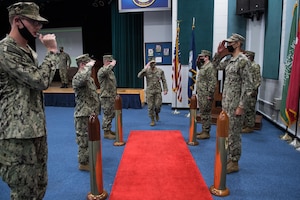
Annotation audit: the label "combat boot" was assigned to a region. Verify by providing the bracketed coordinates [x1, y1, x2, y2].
[242, 127, 254, 133]
[150, 118, 155, 126]
[196, 131, 210, 139]
[79, 164, 89, 171]
[104, 130, 116, 140]
[110, 130, 116, 135]
[226, 160, 239, 174]
[155, 112, 159, 121]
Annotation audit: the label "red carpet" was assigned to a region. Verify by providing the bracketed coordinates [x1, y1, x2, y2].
[109, 130, 213, 200]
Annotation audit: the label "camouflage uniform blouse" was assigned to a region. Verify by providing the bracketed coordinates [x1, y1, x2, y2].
[137, 67, 168, 94]
[196, 61, 217, 98]
[0, 36, 58, 139]
[72, 65, 100, 117]
[58, 51, 71, 69]
[97, 65, 117, 98]
[212, 52, 253, 114]
[250, 61, 261, 91]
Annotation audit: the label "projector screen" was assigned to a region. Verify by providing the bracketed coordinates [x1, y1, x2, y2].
[36, 27, 83, 68]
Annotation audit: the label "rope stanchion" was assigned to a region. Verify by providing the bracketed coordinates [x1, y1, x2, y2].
[209, 110, 230, 197]
[114, 94, 125, 146]
[187, 94, 199, 146]
[86, 113, 108, 200]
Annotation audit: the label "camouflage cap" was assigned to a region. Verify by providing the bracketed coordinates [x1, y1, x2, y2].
[76, 54, 91, 63]
[245, 50, 255, 57]
[148, 57, 156, 63]
[225, 33, 245, 43]
[199, 50, 211, 57]
[7, 2, 48, 23]
[103, 54, 113, 61]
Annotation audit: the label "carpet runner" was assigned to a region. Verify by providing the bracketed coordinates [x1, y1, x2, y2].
[109, 130, 213, 200]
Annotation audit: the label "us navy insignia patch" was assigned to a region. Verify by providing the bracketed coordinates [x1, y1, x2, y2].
[132, 0, 156, 8]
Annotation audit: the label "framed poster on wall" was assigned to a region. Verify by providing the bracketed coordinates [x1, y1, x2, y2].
[145, 42, 172, 65]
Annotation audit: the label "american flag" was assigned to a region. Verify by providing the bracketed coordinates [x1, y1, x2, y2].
[172, 21, 182, 102]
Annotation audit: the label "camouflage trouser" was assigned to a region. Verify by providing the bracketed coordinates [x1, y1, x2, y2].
[59, 67, 68, 84]
[146, 92, 162, 119]
[74, 116, 89, 165]
[227, 111, 242, 162]
[0, 136, 48, 200]
[243, 95, 257, 128]
[198, 96, 213, 132]
[100, 97, 115, 131]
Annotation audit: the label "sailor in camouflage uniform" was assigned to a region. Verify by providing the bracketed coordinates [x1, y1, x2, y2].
[72, 54, 100, 171]
[137, 58, 168, 126]
[212, 33, 253, 174]
[0, 2, 59, 199]
[195, 50, 217, 139]
[58, 46, 71, 88]
[97, 55, 117, 140]
[242, 51, 261, 133]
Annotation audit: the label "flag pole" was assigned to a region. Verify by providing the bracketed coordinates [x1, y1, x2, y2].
[186, 17, 196, 118]
[280, 126, 292, 142]
[289, 105, 300, 148]
[173, 93, 180, 114]
[296, 119, 300, 151]
[172, 20, 181, 115]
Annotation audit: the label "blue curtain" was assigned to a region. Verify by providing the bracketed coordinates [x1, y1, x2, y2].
[111, 1, 144, 88]
[262, 0, 283, 79]
[177, 0, 214, 64]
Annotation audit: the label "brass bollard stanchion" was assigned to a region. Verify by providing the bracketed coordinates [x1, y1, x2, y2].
[86, 113, 108, 200]
[209, 110, 230, 197]
[187, 94, 199, 146]
[114, 95, 125, 146]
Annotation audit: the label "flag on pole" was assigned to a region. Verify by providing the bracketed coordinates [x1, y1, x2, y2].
[172, 21, 182, 102]
[280, 2, 298, 126]
[286, 20, 300, 125]
[188, 17, 197, 105]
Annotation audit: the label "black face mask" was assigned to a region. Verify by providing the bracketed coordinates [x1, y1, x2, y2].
[197, 59, 204, 69]
[227, 45, 235, 53]
[18, 20, 36, 42]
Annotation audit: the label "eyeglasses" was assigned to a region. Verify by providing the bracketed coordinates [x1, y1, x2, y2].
[20, 17, 43, 28]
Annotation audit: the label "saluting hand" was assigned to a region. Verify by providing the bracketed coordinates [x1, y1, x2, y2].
[39, 34, 58, 53]
[145, 62, 151, 69]
[217, 40, 230, 58]
[86, 60, 96, 67]
[110, 59, 117, 67]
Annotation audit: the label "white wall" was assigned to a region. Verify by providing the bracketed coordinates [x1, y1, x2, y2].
[143, 10, 173, 104]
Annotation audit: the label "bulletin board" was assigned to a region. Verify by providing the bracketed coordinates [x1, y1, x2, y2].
[145, 42, 172, 65]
